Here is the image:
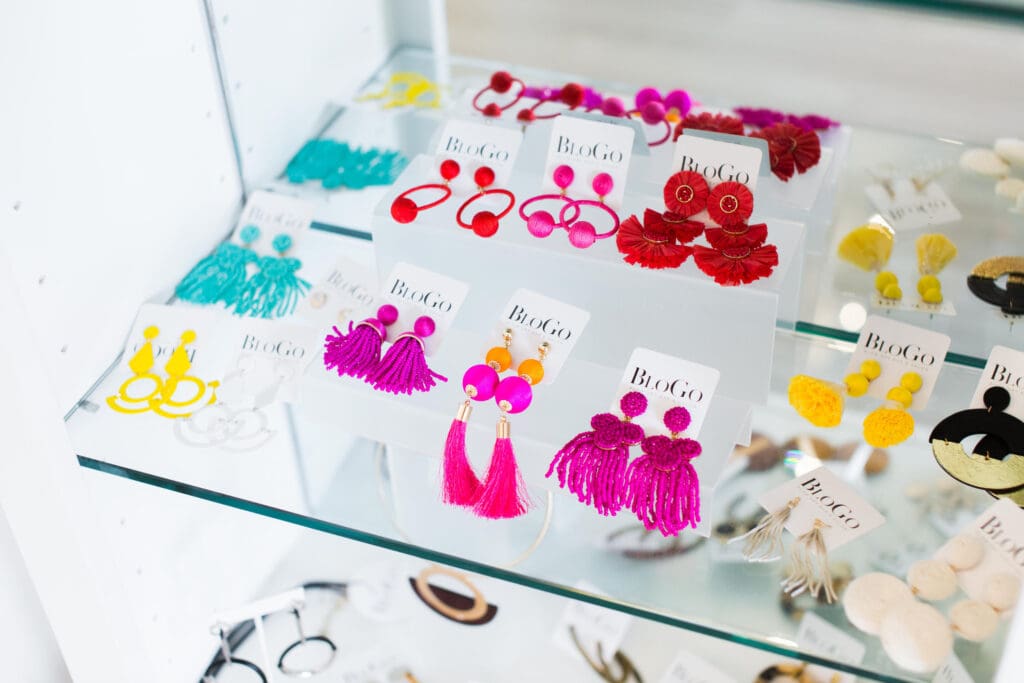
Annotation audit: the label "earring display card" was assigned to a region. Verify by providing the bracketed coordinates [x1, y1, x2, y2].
[541, 115, 635, 210]
[551, 580, 632, 665]
[971, 345, 1024, 420]
[380, 262, 469, 356]
[870, 290, 957, 317]
[933, 653, 976, 683]
[433, 118, 523, 186]
[847, 315, 951, 410]
[297, 254, 378, 329]
[670, 133, 764, 191]
[658, 651, 735, 683]
[796, 612, 866, 683]
[496, 288, 590, 384]
[864, 179, 962, 232]
[615, 347, 720, 439]
[757, 466, 886, 551]
[119, 304, 233, 382]
[941, 499, 1024, 606]
[225, 318, 320, 402]
[231, 190, 314, 255]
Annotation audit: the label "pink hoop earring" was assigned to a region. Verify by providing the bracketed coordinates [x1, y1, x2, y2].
[455, 167, 516, 238]
[626, 100, 671, 147]
[558, 173, 621, 249]
[390, 159, 460, 224]
[519, 164, 581, 238]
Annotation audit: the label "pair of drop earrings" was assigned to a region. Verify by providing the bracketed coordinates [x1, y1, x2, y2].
[442, 329, 548, 519]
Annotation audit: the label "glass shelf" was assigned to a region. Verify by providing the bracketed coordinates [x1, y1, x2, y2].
[271, 47, 1022, 369]
[68, 246, 1009, 682]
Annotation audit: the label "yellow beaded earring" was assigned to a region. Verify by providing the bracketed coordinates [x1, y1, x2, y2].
[863, 371, 923, 447]
[788, 360, 882, 428]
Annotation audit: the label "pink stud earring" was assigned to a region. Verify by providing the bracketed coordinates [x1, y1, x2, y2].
[546, 392, 648, 517]
[623, 406, 702, 537]
[558, 172, 621, 249]
[519, 164, 580, 238]
[368, 315, 447, 395]
[323, 304, 399, 379]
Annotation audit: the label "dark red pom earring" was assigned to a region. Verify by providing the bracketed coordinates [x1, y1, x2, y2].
[390, 159, 461, 224]
[473, 71, 526, 118]
[517, 82, 585, 123]
[456, 167, 516, 238]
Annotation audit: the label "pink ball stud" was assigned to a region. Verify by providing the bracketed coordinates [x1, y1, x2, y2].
[635, 87, 661, 108]
[377, 304, 399, 326]
[592, 172, 614, 198]
[463, 363, 499, 402]
[665, 89, 692, 115]
[553, 164, 575, 190]
[641, 101, 666, 125]
[601, 97, 626, 117]
[664, 406, 692, 433]
[568, 221, 597, 248]
[495, 376, 533, 414]
[413, 316, 435, 338]
[620, 391, 648, 418]
[527, 210, 556, 238]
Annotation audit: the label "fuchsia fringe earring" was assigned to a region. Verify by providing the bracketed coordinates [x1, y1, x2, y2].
[624, 406, 702, 537]
[370, 315, 447, 395]
[546, 391, 648, 516]
[323, 304, 398, 379]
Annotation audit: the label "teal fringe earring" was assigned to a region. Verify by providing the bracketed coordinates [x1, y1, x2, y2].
[286, 139, 407, 190]
[175, 225, 260, 306]
[232, 234, 310, 319]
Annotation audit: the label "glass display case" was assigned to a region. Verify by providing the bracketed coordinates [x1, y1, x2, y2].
[3, 2, 1024, 682]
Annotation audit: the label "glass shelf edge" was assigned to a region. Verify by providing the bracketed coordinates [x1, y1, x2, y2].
[77, 454, 916, 683]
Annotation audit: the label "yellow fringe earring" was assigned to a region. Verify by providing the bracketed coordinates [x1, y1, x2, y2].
[916, 233, 957, 304]
[863, 371, 922, 447]
[788, 360, 881, 428]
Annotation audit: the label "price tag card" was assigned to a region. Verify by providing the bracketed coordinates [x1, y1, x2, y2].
[551, 581, 632, 664]
[847, 315, 950, 410]
[864, 179, 961, 231]
[971, 345, 1024, 420]
[542, 116, 635, 209]
[616, 348, 720, 438]
[870, 292, 956, 317]
[671, 133, 764, 192]
[940, 499, 1024, 605]
[757, 466, 886, 551]
[298, 255, 378, 329]
[381, 263, 468, 356]
[658, 651, 735, 683]
[119, 304, 233, 382]
[231, 190, 314, 255]
[796, 612, 866, 683]
[434, 118, 523, 185]
[224, 318, 320, 401]
[932, 653, 974, 683]
[497, 289, 589, 384]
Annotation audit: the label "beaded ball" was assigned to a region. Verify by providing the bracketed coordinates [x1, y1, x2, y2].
[592, 172, 614, 198]
[462, 363, 499, 402]
[272, 234, 293, 253]
[495, 375, 533, 414]
[482, 102, 501, 117]
[620, 391, 648, 419]
[641, 101, 666, 125]
[601, 97, 626, 117]
[664, 406, 692, 433]
[413, 316, 435, 338]
[471, 211, 500, 238]
[390, 197, 419, 224]
[560, 83, 585, 107]
[439, 159, 461, 180]
[518, 358, 544, 385]
[634, 87, 661, 108]
[568, 221, 597, 249]
[490, 71, 514, 92]
[527, 210, 556, 238]
[474, 166, 495, 188]
[664, 89, 692, 115]
[240, 224, 261, 244]
[485, 346, 512, 372]
[517, 108, 535, 123]
[376, 304, 399, 326]
[553, 164, 575, 190]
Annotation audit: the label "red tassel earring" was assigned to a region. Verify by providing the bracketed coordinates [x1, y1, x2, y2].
[617, 208, 700, 269]
[441, 329, 514, 506]
[390, 159, 460, 224]
[455, 166, 516, 238]
[472, 341, 549, 519]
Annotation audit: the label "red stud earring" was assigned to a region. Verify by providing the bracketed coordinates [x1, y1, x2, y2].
[455, 167, 516, 238]
[390, 159, 461, 224]
[473, 71, 526, 118]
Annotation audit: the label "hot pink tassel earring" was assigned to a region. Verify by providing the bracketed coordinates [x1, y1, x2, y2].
[624, 406, 702, 537]
[369, 315, 447, 394]
[472, 341, 548, 519]
[546, 391, 648, 516]
[323, 304, 398, 379]
[442, 329, 514, 506]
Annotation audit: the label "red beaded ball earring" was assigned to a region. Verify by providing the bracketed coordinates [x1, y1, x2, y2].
[516, 82, 586, 123]
[455, 167, 516, 238]
[473, 71, 526, 118]
[390, 159, 461, 224]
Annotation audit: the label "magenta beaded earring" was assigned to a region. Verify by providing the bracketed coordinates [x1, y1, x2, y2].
[623, 406, 702, 537]
[558, 172, 620, 249]
[519, 164, 579, 239]
[323, 304, 399, 379]
[546, 392, 648, 517]
[368, 315, 447, 395]
[472, 340, 549, 520]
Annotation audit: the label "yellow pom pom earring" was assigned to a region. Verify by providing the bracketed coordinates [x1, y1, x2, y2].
[788, 360, 881, 428]
[863, 371, 923, 447]
[915, 233, 957, 305]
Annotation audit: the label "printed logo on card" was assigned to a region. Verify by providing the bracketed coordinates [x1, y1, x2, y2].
[617, 348, 720, 438]
[864, 180, 961, 231]
[233, 191, 313, 255]
[972, 346, 1024, 421]
[847, 315, 950, 410]
[498, 289, 589, 384]
[298, 255, 378, 328]
[671, 134, 764, 192]
[543, 117, 635, 209]
[435, 119, 523, 185]
[382, 263, 468, 356]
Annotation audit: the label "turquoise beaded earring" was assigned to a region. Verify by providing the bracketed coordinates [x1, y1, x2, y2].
[232, 234, 310, 319]
[175, 225, 260, 307]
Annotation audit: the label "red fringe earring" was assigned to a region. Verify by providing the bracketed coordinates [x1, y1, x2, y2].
[617, 209, 697, 269]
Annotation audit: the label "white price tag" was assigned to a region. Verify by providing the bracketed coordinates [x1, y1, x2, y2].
[671, 134, 764, 192]
[226, 318, 319, 401]
[497, 289, 589, 384]
[757, 467, 886, 551]
[658, 651, 735, 683]
[232, 190, 313, 255]
[298, 255, 378, 329]
[543, 117, 635, 210]
[380, 263, 468, 356]
[865, 180, 961, 231]
[435, 118, 523, 186]
[847, 315, 951, 410]
[617, 347, 720, 438]
[552, 581, 632, 664]
[796, 612, 866, 683]
[971, 345, 1024, 421]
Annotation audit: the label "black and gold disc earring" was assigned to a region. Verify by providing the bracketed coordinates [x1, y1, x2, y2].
[967, 256, 1024, 317]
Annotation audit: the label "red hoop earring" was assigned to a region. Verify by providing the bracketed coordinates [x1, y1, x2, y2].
[516, 82, 586, 123]
[473, 71, 526, 118]
[390, 159, 460, 224]
[455, 167, 516, 238]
